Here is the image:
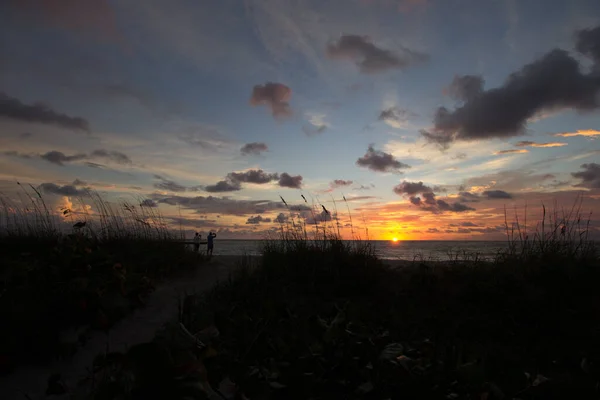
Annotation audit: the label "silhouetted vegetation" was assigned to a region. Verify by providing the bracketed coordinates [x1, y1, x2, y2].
[0, 187, 200, 374]
[88, 199, 600, 399]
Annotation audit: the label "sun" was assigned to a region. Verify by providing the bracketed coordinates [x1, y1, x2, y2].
[392, 237, 399, 242]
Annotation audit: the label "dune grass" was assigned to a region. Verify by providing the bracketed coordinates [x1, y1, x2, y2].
[0, 186, 200, 374]
[85, 196, 600, 399]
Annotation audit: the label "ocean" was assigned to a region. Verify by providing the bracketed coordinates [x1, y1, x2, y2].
[204, 240, 509, 261]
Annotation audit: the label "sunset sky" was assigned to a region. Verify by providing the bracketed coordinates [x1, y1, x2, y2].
[1, 0, 600, 240]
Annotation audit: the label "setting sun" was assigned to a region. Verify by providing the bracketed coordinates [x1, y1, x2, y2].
[392, 238, 399, 242]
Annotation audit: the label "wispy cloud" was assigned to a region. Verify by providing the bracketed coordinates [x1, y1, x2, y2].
[514, 141, 568, 147]
[0, 92, 90, 132]
[493, 149, 529, 155]
[326, 34, 428, 73]
[554, 129, 600, 138]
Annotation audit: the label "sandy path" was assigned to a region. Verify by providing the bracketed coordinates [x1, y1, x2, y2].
[0, 256, 246, 400]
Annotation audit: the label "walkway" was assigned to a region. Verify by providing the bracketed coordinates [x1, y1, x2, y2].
[0, 256, 245, 400]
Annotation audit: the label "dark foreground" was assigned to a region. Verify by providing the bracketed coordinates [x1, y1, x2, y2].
[83, 239, 600, 400]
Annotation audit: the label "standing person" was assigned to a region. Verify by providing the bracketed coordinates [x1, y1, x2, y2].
[193, 232, 201, 253]
[207, 231, 217, 257]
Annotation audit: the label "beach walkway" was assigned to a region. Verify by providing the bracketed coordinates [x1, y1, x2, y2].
[0, 256, 244, 400]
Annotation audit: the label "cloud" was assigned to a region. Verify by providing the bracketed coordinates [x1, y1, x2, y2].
[444, 75, 484, 101]
[177, 125, 234, 151]
[8, 0, 119, 40]
[204, 180, 242, 193]
[331, 179, 353, 188]
[274, 213, 289, 223]
[250, 82, 292, 119]
[140, 199, 158, 207]
[302, 124, 327, 136]
[356, 145, 411, 173]
[458, 191, 480, 203]
[72, 179, 87, 186]
[39, 183, 87, 197]
[378, 107, 417, 129]
[482, 190, 513, 199]
[393, 180, 474, 213]
[575, 25, 600, 65]
[227, 169, 279, 184]
[326, 34, 428, 73]
[572, 163, 600, 189]
[303, 112, 329, 135]
[41, 151, 88, 166]
[90, 149, 132, 165]
[3, 148, 133, 167]
[246, 215, 272, 225]
[0, 92, 90, 132]
[304, 210, 333, 225]
[554, 129, 600, 138]
[393, 181, 433, 195]
[240, 142, 268, 155]
[152, 194, 285, 216]
[153, 175, 187, 193]
[278, 173, 303, 188]
[514, 141, 567, 148]
[421, 26, 600, 147]
[493, 149, 529, 155]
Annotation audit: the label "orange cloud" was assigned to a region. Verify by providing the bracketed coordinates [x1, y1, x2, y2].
[554, 129, 600, 137]
[493, 149, 529, 155]
[514, 141, 568, 148]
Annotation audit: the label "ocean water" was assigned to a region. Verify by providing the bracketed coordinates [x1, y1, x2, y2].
[202, 240, 509, 261]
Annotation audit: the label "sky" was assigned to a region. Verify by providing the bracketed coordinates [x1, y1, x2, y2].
[1, 0, 600, 240]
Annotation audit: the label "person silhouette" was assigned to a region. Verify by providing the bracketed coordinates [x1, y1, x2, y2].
[193, 232, 201, 252]
[207, 231, 217, 257]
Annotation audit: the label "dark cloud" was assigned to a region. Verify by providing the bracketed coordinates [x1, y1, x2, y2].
[435, 199, 475, 212]
[250, 82, 292, 119]
[0, 92, 90, 132]
[140, 199, 158, 207]
[356, 145, 411, 173]
[246, 215, 272, 225]
[19, 132, 33, 139]
[41, 151, 87, 166]
[445, 75, 484, 101]
[72, 179, 87, 186]
[278, 173, 303, 189]
[395, 180, 474, 213]
[274, 213, 289, 223]
[355, 183, 375, 190]
[378, 107, 417, 126]
[227, 170, 279, 184]
[204, 180, 242, 193]
[240, 142, 268, 155]
[304, 210, 333, 225]
[393, 180, 433, 195]
[90, 149, 132, 165]
[153, 175, 187, 193]
[572, 163, 600, 189]
[331, 179, 353, 188]
[326, 34, 428, 73]
[421, 27, 600, 148]
[39, 183, 87, 197]
[4, 148, 132, 166]
[458, 191, 480, 203]
[482, 190, 513, 199]
[576, 25, 600, 65]
[151, 194, 285, 216]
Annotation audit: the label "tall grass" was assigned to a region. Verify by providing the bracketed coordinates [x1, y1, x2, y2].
[0, 185, 177, 242]
[500, 195, 597, 265]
